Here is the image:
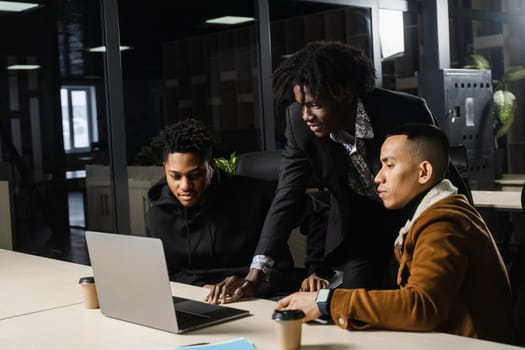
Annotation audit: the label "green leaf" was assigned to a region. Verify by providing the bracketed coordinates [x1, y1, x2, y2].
[502, 66, 525, 83]
[468, 54, 491, 70]
[464, 54, 522, 139]
[493, 90, 516, 137]
[213, 152, 237, 174]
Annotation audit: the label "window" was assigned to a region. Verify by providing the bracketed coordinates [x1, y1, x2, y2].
[60, 86, 98, 153]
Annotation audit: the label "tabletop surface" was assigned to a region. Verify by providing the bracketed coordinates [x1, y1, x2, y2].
[471, 190, 523, 211]
[0, 249, 92, 319]
[0, 283, 521, 350]
[494, 174, 525, 186]
[1, 250, 522, 349]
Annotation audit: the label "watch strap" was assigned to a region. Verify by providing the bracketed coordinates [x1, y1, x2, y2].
[316, 288, 333, 317]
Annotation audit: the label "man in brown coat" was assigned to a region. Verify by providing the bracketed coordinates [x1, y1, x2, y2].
[276, 123, 513, 344]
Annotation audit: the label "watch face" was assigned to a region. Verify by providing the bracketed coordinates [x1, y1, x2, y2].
[317, 289, 330, 302]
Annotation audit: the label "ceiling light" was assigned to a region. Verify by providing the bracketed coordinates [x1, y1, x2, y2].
[205, 16, 254, 25]
[0, 1, 39, 12]
[88, 45, 133, 53]
[7, 64, 40, 70]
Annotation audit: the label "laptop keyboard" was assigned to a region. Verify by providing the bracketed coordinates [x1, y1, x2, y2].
[172, 296, 212, 329]
[176, 309, 210, 328]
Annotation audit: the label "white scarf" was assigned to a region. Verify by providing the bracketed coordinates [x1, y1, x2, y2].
[394, 179, 458, 247]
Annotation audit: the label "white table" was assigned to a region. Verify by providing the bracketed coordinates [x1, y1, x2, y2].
[0, 249, 92, 319]
[0, 285, 521, 350]
[0, 250, 521, 349]
[494, 174, 525, 189]
[471, 190, 522, 211]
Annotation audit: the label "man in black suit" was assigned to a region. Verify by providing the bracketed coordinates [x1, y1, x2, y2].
[206, 41, 467, 303]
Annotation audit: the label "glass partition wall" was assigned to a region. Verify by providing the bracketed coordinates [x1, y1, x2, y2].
[0, 0, 108, 263]
[0, 0, 379, 261]
[1, 0, 523, 262]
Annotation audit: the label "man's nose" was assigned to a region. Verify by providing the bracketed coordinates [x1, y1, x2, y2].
[374, 169, 383, 184]
[302, 106, 312, 121]
[180, 177, 191, 190]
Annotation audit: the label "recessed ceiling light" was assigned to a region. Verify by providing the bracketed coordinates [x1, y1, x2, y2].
[205, 16, 254, 25]
[7, 64, 40, 70]
[88, 46, 133, 53]
[0, 1, 39, 12]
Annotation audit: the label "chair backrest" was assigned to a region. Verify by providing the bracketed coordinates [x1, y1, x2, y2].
[235, 151, 281, 181]
[448, 144, 473, 204]
[449, 144, 469, 175]
[235, 151, 323, 189]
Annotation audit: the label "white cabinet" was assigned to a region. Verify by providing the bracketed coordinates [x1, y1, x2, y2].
[85, 165, 163, 236]
[128, 179, 157, 236]
[0, 181, 13, 249]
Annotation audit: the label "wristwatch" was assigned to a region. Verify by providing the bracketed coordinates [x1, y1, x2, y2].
[315, 288, 333, 317]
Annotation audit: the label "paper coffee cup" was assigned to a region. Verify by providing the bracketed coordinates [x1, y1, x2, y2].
[272, 309, 305, 350]
[79, 276, 99, 309]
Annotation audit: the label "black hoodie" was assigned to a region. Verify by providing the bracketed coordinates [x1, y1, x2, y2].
[145, 169, 297, 298]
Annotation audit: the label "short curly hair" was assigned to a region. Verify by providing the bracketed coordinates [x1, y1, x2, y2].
[272, 41, 375, 108]
[151, 118, 215, 162]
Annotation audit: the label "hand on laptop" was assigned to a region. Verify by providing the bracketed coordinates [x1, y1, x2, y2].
[204, 275, 257, 304]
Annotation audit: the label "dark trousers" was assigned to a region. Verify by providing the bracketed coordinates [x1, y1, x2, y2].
[340, 253, 397, 290]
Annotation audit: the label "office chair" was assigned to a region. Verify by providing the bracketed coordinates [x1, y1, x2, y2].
[235, 151, 281, 181]
[449, 144, 473, 203]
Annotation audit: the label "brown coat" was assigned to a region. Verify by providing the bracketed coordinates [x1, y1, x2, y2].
[329, 194, 513, 344]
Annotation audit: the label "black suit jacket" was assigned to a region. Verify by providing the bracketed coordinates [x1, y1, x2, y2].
[255, 88, 468, 267]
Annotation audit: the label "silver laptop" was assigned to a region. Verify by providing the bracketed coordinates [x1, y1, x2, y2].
[85, 231, 250, 334]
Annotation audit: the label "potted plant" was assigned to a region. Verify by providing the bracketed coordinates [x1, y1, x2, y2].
[214, 152, 237, 175]
[465, 54, 525, 177]
[464, 54, 525, 144]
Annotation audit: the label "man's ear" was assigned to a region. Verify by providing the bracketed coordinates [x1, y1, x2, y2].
[418, 161, 433, 185]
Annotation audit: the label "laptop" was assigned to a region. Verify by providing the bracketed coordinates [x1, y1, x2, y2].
[85, 231, 250, 334]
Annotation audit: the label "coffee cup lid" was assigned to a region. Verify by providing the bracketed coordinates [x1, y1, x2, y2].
[79, 276, 95, 284]
[272, 309, 305, 321]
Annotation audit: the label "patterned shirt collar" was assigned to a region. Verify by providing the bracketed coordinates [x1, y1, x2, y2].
[330, 97, 374, 144]
[355, 98, 374, 139]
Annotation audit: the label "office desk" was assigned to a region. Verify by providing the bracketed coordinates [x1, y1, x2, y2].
[495, 174, 525, 189]
[471, 190, 523, 212]
[0, 249, 92, 319]
[1, 251, 521, 349]
[0, 275, 521, 349]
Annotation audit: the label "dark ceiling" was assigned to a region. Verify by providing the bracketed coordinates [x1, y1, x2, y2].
[116, 0, 344, 79]
[1, 0, 345, 80]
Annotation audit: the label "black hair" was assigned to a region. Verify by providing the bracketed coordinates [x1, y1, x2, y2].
[387, 123, 450, 182]
[151, 118, 215, 162]
[272, 41, 376, 108]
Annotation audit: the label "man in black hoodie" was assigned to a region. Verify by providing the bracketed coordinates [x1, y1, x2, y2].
[145, 118, 297, 299]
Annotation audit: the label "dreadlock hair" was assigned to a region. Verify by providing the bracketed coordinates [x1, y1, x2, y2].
[151, 118, 215, 162]
[272, 41, 376, 108]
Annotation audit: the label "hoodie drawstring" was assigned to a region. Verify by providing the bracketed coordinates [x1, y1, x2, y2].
[184, 207, 191, 265]
[208, 221, 215, 258]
